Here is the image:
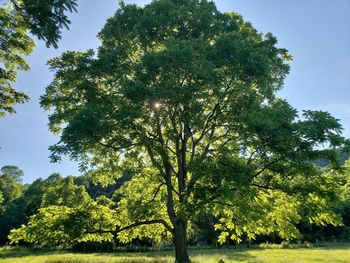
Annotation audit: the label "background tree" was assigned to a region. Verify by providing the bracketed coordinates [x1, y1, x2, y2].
[0, 0, 77, 116]
[0, 165, 24, 209]
[35, 0, 350, 262]
[0, 165, 24, 243]
[0, 173, 61, 244]
[0, 165, 24, 182]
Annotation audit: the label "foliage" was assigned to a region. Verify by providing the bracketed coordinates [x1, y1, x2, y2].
[294, 159, 350, 242]
[0, 4, 33, 116]
[115, 168, 172, 243]
[0, 169, 122, 245]
[9, 176, 118, 246]
[41, 176, 90, 207]
[74, 172, 132, 199]
[1, 165, 24, 182]
[0, 0, 77, 116]
[0, 191, 4, 214]
[0, 165, 24, 211]
[0, 165, 25, 242]
[338, 160, 350, 226]
[9, 203, 118, 246]
[9, 0, 78, 48]
[0, 172, 64, 244]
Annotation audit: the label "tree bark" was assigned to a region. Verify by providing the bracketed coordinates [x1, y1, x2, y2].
[174, 219, 190, 263]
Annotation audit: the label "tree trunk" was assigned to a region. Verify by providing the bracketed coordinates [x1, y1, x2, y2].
[174, 219, 190, 263]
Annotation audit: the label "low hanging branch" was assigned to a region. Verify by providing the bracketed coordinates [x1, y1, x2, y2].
[85, 219, 174, 236]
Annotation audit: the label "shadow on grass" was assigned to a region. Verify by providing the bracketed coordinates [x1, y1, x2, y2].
[189, 248, 257, 262]
[45, 259, 170, 263]
[44, 250, 256, 263]
[0, 246, 62, 258]
[0, 246, 257, 263]
[3, 244, 349, 263]
[92, 248, 257, 262]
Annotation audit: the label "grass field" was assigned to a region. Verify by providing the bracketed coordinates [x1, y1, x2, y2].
[1, 244, 350, 263]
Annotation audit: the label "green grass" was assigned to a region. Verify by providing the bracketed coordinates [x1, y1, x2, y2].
[1, 244, 350, 263]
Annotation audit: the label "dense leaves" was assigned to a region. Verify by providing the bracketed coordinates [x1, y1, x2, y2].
[8, 175, 118, 246]
[0, 166, 24, 210]
[0, 0, 77, 116]
[10, 0, 78, 48]
[0, 5, 33, 116]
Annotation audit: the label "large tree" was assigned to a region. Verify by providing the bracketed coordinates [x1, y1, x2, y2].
[0, 0, 77, 116]
[37, 0, 348, 262]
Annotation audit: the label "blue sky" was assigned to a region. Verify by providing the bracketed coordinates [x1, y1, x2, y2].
[0, 0, 349, 183]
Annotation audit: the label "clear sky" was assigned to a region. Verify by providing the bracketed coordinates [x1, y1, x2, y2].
[0, 0, 349, 183]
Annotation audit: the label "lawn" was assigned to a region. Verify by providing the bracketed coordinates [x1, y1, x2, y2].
[1, 245, 350, 263]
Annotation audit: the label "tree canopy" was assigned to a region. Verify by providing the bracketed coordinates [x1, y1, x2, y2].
[0, 0, 77, 116]
[5, 0, 347, 262]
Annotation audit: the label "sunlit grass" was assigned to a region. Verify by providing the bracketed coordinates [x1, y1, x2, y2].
[1, 244, 350, 263]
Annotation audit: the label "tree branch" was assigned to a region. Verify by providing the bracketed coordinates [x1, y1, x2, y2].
[97, 141, 136, 151]
[251, 183, 279, 191]
[252, 156, 285, 178]
[247, 147, 260, 165]
[190, 82, 234, 164]
[118, 219, 174, 234]
[85, 219, 174, 236]
[149, 182, 166, 202]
